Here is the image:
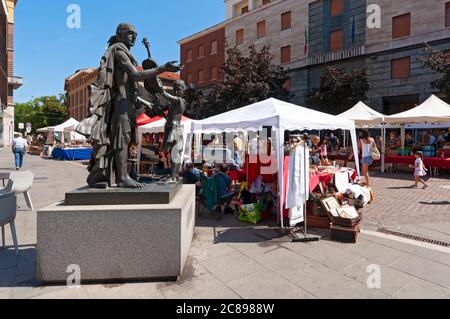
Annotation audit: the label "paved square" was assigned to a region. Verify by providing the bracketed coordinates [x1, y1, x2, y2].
[0, 150, 449, 299]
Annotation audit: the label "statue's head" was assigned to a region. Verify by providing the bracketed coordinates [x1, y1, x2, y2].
[173, 80, 186, 97]
[116, 23, 137, 48]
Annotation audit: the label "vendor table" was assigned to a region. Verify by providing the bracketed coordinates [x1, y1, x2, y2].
[52, 147, 93, 161]
[385, 155, 450, 175]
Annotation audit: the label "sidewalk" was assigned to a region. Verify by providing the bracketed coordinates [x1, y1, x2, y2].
[0, 149, 449, 299]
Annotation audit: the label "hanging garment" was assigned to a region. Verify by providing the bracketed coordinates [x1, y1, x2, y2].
[285, 144, 310, 227]
[334, 171, 350, 193]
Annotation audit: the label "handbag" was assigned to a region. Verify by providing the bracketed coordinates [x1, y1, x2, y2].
[371, 140, 381, 160]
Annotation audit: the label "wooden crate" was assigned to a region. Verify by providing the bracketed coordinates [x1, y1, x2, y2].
[329, 224, 360, 243]
[306, 214, 331, 229]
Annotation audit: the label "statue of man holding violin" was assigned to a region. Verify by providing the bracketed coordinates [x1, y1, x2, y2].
[76, 23, 182, 189]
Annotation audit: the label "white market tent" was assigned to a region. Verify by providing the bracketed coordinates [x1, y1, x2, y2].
[189, 98, 360, 228]
[137, 116, 193, 173]
[385, 95, 450, 125]
[37, 118, 83, 144]
[338, 101, 388, 172]
[338, 101, 386, 126]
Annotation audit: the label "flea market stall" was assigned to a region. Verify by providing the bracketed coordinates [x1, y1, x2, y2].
[137, 114, 192, 176]
[37, 118, 93, 160]
[383, 95, 450, 174]
[189, 98, 370, 243]
[338, 101, 387, 171]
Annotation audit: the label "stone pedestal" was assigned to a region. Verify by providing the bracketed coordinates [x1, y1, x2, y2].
[37, 185, 196, 283]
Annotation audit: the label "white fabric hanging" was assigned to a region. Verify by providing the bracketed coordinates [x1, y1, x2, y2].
[285, 143, 310, 227]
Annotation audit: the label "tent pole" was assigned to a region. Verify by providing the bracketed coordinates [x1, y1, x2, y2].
[381, 124, 386, 173]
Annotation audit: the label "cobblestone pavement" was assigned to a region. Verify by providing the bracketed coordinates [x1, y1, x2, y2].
[0, 150, 449, 299]
[362, 170, 450, 241]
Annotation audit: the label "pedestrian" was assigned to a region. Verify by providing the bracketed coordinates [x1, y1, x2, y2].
[12, 133, 28, 170]
[413, 151, 428, 189]
[350, 129, 375, 187]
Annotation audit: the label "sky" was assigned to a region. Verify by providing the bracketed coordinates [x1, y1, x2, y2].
[14, 0, 224, 103]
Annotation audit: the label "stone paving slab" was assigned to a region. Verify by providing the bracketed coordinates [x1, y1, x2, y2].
[1, 150, 450, 299]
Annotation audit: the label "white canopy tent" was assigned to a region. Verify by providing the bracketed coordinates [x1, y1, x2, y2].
[384, 95, 450, 150]
[338, 101, 386, 126]
[385, 95, 450, 125]
[37, 118, 82, 144]
[338, 101, 387, 172]
[189, 98, 360, 228]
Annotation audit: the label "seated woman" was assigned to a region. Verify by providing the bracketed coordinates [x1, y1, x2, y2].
[213, 164, 233, 198]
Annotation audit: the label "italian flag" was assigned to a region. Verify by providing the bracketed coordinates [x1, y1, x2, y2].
[304, 25, 309, 55]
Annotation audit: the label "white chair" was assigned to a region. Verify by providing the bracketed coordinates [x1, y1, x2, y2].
[6, 171, 34, 211]
[0, 192, 19, 255]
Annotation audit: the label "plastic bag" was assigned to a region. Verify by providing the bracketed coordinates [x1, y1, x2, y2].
[238, 203, 261, 224]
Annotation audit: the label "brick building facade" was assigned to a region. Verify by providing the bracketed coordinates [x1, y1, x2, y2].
[65, 68, 181, 122]
[180, 0, 450, 114]
[178, 24, 225, 92]
[0, 0, 22, 148]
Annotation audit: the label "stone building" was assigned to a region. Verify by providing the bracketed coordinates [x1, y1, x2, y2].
[0, 0, 22, 148]
[179, 0, 450, 114]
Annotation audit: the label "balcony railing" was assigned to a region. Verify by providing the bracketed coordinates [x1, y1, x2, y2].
[8, 75, 23, 89]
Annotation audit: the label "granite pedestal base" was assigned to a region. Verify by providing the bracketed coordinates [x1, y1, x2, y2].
[37, 185, 196, 283]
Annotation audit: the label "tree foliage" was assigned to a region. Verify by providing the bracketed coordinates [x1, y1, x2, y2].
[185, 44, 293, 119]
[420, 46, 450, 100]
[14, 95, 68, 133]
[305, 66, 369, 115]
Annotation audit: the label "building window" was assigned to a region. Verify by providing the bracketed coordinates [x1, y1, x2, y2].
[446, 2, 450, 27]
[281, 11, 291, 31]
[257, 20, 266, 38]
[236, 28, 244, 45]
[330, 0, 344, 17]
[392, 13, 411, 39]
[281, 46, 291, 64]
[210, 66, 218, 81]
[186, 49, 193, 62]
[198, 70, 205, 83]
[391, 57, 411, 79]
[186, 73, 193, 85]
[329, 29, 344, 52]
[210, 40, 218, 55]
[241, 6, 249, 14]
[198, 45, 205, 59]
[263, 0, 271, 5]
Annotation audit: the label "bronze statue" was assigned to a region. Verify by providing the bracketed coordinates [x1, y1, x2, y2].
[76, 23, 181, 188]
[160, 80, 187, 183]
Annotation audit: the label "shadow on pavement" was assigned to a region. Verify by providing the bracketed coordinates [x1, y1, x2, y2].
[419, 201, 450, 206]
[0, 247, 37, 288]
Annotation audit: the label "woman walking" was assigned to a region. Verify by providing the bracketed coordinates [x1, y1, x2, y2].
[358, 130, 375, 187]
[11, 133, 28, 170]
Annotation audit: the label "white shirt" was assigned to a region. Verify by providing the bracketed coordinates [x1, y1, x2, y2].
[361, 139, 373, 158]
[12, 137, 28, 149]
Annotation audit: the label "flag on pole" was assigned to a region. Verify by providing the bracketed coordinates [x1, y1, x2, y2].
[304, 25, 309, 55]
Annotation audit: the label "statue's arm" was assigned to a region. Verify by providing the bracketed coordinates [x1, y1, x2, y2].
[160, 91, 179, 104]
[116, 51, 163, 81]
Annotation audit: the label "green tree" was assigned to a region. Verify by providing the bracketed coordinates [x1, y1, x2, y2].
[185, 44, 293, 119]
[305, 66, 369, 115]
[14, 95, 68, 132]
[420, 45, 450, 101]
[213, 44, 292, 113]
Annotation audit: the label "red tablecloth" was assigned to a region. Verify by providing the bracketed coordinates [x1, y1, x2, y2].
[309, 172, 333, 193]
[385, 156, 450, 169]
